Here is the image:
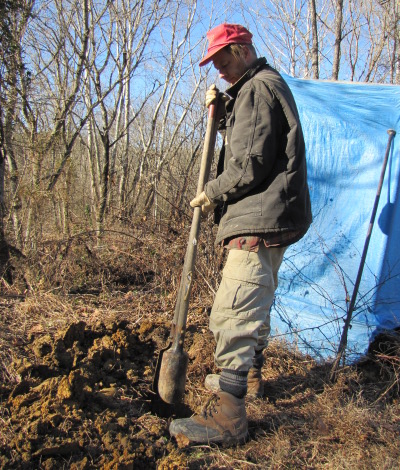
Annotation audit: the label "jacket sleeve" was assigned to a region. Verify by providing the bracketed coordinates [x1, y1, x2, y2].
[205, 80, 283, 203]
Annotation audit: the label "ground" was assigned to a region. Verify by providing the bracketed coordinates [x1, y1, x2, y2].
[1, 229, 399, 469]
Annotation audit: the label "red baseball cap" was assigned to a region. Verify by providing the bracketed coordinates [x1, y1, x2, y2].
[199, 23, 253, 67]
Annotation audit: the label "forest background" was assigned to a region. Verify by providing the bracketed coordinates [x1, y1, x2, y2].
[0, 0, 398, 267]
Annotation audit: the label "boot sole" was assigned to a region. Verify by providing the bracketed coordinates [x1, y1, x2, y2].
[188, 430, 248, 447]
[170, 423, 249, 447]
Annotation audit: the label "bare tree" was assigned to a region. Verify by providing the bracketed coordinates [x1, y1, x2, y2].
[81, 0, 169, 236]
[342, 0, 399, 83]
[241, 0, 398, 82]
[2, 0, 397, 263]
[246, 0, 310, 76]
[309, 0, 320, 78]
[0, 0, 25, 275]
[0, 0, 34, 254]
[331, 0, 344, 80]
[381, 0, 400, 84]
[243, 0, 332, 78]
[127, 0, 207, 220]
[346, 0, 363, 81]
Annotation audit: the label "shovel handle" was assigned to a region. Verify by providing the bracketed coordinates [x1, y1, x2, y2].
[170, 98, 220, 350]
[195, 103, 220, 195]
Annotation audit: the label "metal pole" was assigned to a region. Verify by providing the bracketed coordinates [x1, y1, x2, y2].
[331, 129, 396, 378]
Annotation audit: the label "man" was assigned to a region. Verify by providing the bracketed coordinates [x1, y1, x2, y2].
[169, 23, 312, 445]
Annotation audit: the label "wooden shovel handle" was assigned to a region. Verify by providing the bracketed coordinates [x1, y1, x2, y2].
[170, 98, 220, 351]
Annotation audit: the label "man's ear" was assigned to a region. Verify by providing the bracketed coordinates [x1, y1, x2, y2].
[243, 45, 255, 65]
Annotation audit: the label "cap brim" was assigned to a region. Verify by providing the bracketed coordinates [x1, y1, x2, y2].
[199, 43, 228, 67]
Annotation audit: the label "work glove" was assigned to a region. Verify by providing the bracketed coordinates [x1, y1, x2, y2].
[190, 191, 217, 215]
[205, 84, 230, 109]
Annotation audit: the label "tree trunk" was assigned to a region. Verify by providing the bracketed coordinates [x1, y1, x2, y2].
[96, 132, 111, 238]
[118, 75, 131, 219]
[309, 0, 319, 79]
[332, 0, 344, 80]
[395, 1, 400, 84]
[0, 144, 11, 282]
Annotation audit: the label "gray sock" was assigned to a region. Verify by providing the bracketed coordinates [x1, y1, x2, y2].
[220, 369, 248, 398]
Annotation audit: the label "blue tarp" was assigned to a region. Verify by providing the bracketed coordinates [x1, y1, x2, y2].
[271, 76, 400, 361]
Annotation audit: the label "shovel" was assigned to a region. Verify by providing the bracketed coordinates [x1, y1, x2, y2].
[153, 98, 220, 404]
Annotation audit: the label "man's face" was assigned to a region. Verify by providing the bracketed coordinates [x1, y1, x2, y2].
[211, 48, 248, 85]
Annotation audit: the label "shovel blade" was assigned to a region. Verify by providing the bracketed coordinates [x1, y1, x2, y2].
[157, 347, 189, 404]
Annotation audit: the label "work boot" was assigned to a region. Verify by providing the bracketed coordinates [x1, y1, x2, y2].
[169, 391, 248, 445]
[205, 367, 264, 398]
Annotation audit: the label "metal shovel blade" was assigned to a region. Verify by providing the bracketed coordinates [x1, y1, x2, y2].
[157, 346, 189, 404]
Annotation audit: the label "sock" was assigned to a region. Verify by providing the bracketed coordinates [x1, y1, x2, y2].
[220, 369, 248, 398]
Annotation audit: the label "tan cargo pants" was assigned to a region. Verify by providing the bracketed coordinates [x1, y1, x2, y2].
[209, 244, 286, 371]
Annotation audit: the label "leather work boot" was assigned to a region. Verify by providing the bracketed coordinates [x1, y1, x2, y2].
[205, 367, 264, 398]
[169, 391, 248, 445]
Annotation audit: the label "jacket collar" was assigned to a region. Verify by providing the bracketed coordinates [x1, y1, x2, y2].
[225, 57, 268, 98]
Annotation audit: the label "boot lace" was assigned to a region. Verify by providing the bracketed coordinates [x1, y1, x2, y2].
[200, 393, 220, 419]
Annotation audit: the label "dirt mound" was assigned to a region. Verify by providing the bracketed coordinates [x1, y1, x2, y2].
[1, 230, 399, 469]
[0, 320, 178, 469]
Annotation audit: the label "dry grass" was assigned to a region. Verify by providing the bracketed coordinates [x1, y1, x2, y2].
[1, 220, 400, 469]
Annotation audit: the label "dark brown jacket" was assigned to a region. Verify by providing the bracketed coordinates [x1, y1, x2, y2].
[204, 58, 312, 245]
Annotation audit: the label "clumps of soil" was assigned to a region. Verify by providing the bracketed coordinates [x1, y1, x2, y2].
[2, 313, 400, 470]
[2, 229, 400, 469]
[356, 328, 400, 400]
[0, 320, 176, 469]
